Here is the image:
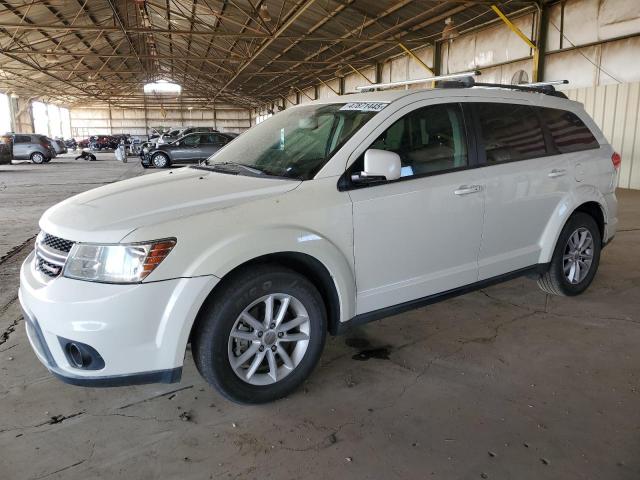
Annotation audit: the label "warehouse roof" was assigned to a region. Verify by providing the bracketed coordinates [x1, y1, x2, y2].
[0, 1, 535, 109]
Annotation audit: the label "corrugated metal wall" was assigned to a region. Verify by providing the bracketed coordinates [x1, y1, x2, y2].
[69, 104, 251, 139]
[566, 82, 640, 189]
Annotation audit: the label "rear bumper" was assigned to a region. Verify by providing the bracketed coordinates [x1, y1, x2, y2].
[19, 250, 218, 387]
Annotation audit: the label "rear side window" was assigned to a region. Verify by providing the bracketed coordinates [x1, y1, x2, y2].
[539, 108, 599, 153]
[14, 135, 30, 143]
[477, 103, 547, 164]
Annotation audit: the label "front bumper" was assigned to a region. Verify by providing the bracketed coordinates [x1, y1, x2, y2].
[19, 251, 218, 386]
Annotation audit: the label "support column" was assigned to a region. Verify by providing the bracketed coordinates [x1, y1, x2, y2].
[433, 41, 442, 76]
[491, 4, 539, 82]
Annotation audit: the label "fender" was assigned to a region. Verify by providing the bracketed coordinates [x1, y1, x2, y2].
[538, 184, 608, 263]
[187, 226, 356, 325]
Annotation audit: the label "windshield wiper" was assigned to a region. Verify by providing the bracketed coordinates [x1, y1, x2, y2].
[213, 162, 266, 175]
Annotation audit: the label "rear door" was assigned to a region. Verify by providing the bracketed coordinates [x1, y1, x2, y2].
[196, 134, 221, 160]
[473, 101, 573, 280]
[12, 135, 30, 159]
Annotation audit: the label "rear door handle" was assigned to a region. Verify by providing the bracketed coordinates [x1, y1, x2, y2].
[548, 168, 567, 178]
[454, 185, 482, 196]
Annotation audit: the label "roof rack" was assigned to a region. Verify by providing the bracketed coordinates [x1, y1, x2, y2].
[355, 72, 569, 98]
[355, 70, 481, 92]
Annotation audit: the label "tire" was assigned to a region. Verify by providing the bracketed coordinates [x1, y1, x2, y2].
[30, 152, 45, 164]
[192, 265, 327, 404]
[538, 212, 601, 296]
[152, 153, 170, 168]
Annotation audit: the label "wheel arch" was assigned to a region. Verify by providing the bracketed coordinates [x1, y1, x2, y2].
[189, 251, 343, 345]
[539, 188, 608, 263]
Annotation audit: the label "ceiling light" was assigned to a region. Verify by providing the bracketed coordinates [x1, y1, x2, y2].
[260, 4, 271, 22]
[143, 80, 182, 95]
[442, 17, 459, 41]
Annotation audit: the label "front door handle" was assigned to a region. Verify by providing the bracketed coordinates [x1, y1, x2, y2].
[548, 168, 567, 178]
[454, 185, 482, 196]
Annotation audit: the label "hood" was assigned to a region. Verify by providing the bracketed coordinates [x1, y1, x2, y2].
[40, 167, 301, 242]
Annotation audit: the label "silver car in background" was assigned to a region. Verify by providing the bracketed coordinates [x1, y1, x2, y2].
[11, 134, 54, 164]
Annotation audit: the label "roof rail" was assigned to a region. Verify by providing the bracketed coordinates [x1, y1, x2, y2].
[355, 70, 481, 92]
[521, 80, 569, 88]
[473, 80, 569, 98]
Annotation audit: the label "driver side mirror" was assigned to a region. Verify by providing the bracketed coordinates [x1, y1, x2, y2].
[352, 149, 401, 183]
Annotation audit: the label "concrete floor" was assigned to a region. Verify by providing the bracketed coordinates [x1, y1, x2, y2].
[1, 154, 639, 480]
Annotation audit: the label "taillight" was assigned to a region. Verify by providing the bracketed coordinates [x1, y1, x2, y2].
[612, 152, 621, 170]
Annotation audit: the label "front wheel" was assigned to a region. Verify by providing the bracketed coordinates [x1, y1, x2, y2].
[192, 266, 327, 404]
[152, 153, 170, 168]
[538, 212, 601, 296]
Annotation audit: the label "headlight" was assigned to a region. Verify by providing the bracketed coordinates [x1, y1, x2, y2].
[63, 239, 176, 283]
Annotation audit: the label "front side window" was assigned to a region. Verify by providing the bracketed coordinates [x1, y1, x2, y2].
[182, 134, 200, 146]
[203, 103, 380, 180]
[539, 107, 599, 153]
[349, 103, 468, 180]
[477, 102, 547, 164]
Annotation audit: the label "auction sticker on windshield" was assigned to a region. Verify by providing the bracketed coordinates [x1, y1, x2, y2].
[339, 102, 388, 112]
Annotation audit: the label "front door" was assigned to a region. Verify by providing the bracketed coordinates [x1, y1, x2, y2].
[348, 102, 485, 315]
[172, 133, 201, 161]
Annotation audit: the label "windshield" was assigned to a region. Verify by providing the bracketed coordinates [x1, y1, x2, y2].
[202, 103, 381, 180]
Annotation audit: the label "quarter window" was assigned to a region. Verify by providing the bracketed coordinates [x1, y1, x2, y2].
[539, 108, 599, 153]
[477, 103, 547, 164]
[359, 103, 468, 179]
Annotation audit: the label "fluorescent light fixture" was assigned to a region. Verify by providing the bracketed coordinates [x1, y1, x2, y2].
[143, 80, 182, 95]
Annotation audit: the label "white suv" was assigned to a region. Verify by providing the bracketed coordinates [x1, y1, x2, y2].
[19, 81, 619, 403]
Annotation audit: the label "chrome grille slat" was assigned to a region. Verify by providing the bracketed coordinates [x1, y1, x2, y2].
[34, 232, 74, 280]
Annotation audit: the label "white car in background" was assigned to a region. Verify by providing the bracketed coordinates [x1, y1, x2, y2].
[19, 79, 619, 403]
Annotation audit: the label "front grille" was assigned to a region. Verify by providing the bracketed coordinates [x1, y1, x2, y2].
[34, 232, 74, 280]
[42, 233, 73, 253]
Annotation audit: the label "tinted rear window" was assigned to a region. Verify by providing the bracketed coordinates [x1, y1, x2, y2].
[477, 103, 548, 164]
[539, 108, 599, 153]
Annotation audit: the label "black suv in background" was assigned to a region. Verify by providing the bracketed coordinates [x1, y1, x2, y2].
[142, 132, 235, 168]
[0, 133, 11, 165]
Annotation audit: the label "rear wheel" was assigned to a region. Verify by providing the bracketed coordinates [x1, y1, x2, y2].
[192, 265, 327, 404]
[152, 153, 170, 168]
[538, 212, 601, 296]
[30, 152, 45, 164]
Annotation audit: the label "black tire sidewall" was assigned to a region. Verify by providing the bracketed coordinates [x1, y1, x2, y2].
[551, 212, 601, 296]
[193, 268, 327, 404]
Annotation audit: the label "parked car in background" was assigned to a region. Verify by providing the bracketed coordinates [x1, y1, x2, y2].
[11, 134, 54, 164]
[64, 138, 77, 151]
[142, 132, 234, 168]
[0, 133, 12, 165]
[157, 127, 219, 146]
[51, 138, 68, 155]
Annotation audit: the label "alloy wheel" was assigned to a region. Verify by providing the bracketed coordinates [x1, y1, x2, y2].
[563, 227, 594, 284]
[227, 293, 310, 386]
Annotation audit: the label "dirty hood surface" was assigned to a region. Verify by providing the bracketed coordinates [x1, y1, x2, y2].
[40, 167, 301, 242]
